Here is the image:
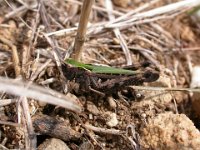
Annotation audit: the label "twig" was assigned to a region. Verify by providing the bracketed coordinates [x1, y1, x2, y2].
[85, 124, 124, 135]
[71, 0, 94, 61]
[107, 0, 160, 25]
[32, 114, 82, 141]
[106, 0, 200, 28]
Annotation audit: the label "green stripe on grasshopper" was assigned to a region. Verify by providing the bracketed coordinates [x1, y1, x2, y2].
[65, 59, 141, 75]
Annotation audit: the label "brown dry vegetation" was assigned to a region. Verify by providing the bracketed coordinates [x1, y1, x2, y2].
[0, 0, 200, 150]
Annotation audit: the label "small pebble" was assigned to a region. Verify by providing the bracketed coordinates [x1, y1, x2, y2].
[141, 113, 147, 119]
[38, 138, 70, 150]
[89, 114, 93, 120]
[106, 112, 118, 127]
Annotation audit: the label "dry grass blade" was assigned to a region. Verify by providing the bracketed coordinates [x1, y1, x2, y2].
[106, 0, 200, 28]
[131, 86, 200, 93]
[108, 0, 160, 25]
[0, 77, 82, 113]
[105, 0, 132, 65]
[39, 0, 62, 67]
[45, 0, 200, 37]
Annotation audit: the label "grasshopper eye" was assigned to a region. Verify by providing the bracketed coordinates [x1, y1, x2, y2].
[136, 93, 142, 98]
[135, 92, 145, 100]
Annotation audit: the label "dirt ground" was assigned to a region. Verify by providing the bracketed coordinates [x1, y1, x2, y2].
[0, 0, 200, 150]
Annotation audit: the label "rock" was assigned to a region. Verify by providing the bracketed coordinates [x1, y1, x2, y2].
[140, 112, 200, 150]
[38, 138, 70, 150]
[107, 96, 117, 110]
[105, 112, 118, 127]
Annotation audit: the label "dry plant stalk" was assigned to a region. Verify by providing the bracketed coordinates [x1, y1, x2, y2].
[131, 86, 200, 93]
[71, 0, 94, 61]
[0, 77, 82, 113]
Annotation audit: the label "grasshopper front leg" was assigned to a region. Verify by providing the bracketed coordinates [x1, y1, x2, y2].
[89, 76, 105, 96]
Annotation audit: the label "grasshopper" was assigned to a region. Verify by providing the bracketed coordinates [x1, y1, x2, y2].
[61, 59, 159, 96]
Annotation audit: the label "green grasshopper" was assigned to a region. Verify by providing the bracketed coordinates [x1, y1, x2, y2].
[61, 59, 159, 96]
